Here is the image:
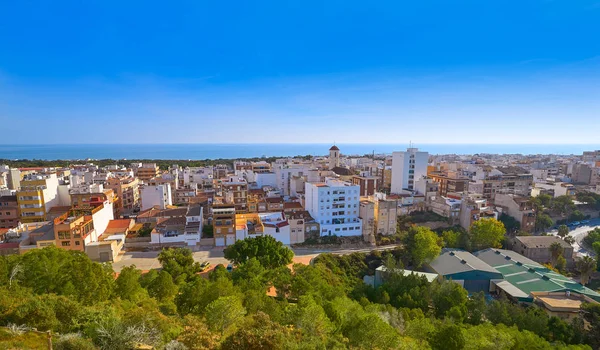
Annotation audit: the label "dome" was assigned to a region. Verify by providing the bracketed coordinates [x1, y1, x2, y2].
[329, 145, 340, 151]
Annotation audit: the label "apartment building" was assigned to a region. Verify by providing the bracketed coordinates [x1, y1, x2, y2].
[134, 163, 159, 182]
[106, 176, 140, 210]
[141, 184, 172, 211]
[494, 194, 536, 233]
[235, 212, 291, 245]
[512, 236, 574, 266]
[427, 170, 469, 196]
[352, 175, 378, 197]
[305, 178, 362, 237]
[359, 200, 375, 239]
[375, 199, 399, 236]
[429, 196, 461, 224]
[286, 210, 315, 244]
[17, 172, 60, 223]
[0, 196, 19, 229]
[572, 164, 592, 185]
[391, 148, 429, 194]
[222, 177, 248, 213]
[479, 167, 533, 199]
[531, 182, 576, 198]
[53, 211, 96, 251]
[459, 197, 498, 231]
[212, 204, 236, 246]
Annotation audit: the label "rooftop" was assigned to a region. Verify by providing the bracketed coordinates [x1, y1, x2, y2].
[428, 248, 502, 276]
[515, 236, 572, 249]
[475, 248, 600, 302]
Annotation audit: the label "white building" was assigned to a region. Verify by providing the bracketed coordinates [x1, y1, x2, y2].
[273, 164, 311, 196]
[235, 212, 291, 245]
[391, 148, 428, 194]
[305, 178, 362, 237]
[151, 205, 203, 246]
[141, 184, 172, 211]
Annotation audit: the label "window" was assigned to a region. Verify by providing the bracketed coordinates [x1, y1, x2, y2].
[335, 228, 340, 232]
[355, 226, 360, 230]
[61, 241, 71, 246]
[342, 227, 348, 231]
[75, 241, 80, 246]
[58, 231, 70, 239]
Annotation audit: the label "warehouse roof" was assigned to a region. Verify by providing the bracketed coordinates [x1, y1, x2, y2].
[428, 248, 501, 276]
[475, 249, 600, 302]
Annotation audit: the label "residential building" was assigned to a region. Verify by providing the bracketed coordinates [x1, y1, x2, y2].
[53, 211, 97, 251]
[106, 176, 140, 210]
[429, 196, 461, 224]
[221, 177, 248, 213]
[351, 175, 378, 197]
[134, 163, 159, 182]
[494, 194, 536, 233]
[305, 178, 362, 237]
[375, 199, 399, 236]
[511, 236, 574, 266]
[572, 163, 592, 185]
[359, 200, 375, 240]
[391, 148, 429, 193]
[140, 184, 172, 211]
[531, 182, 576, 198]
[151, 205, 203, 246]
[582, 150, 600, 162]
[459, 197, 498, 231]
[17, 172, 60, 223]
[235, 212, 291, 245]
[480, 167, 533, 199]
[212, 204, 236, 246]
[0, 196, 19, 228]
[286, 210, 315, 244]
[427, 170, 469, 196]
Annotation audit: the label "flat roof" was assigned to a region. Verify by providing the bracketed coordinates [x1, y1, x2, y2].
[537, 296, 583, 310]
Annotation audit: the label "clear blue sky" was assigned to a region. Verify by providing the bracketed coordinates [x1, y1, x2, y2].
[1, 0, 599, 144]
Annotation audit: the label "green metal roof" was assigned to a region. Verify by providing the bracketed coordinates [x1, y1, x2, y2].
[475, 248, 600, 302]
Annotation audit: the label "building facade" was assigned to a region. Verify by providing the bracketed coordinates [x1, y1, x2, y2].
[305, 178, 362, 237]
[391, 148, 428, 194]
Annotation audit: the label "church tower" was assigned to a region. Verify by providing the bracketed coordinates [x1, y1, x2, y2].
[329, 145, 340, 169]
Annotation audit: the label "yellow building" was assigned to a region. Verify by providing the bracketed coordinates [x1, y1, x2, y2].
[53, 211, 95, 251]
[17, 173, 59, 223]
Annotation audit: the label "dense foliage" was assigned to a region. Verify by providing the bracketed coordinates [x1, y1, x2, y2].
[0, 244, 597, 349]
[224, 235, 294, 269]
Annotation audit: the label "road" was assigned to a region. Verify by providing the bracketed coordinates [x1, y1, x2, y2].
[548, 218, 600, 257]
[112, 244, 400, 272]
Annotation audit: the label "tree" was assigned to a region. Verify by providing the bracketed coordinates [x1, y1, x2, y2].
[555, 255, 567, 273]
[499, 213, 520, 235]
[552, 195, 575, 216]
[466, 292, 487, 325]
[469, 218, 506, 251]
[430, 323, 465, 350]
[176, 316, 220, 349]
[576, 256, 597, 285]
[593, 242, 600, 271]
[582, 302, 600, 349]
[442, 230, 461, 248]
[431, 279, 468, 320]
[205, 295, 247, 336]
[549, 242, 563, 267]
[569, 210, 586, 222]
[224, 235, 294, 269]
[221, 312, 297, 350]
[557, 225, 569, 239]
[564, 236, 575, 245]
[114, 265, 147, 302]
[147, 270, 178, 301]
[535, 213, 553, 233]
[157, 248, 201, 283]
[404, 227, 442, 268]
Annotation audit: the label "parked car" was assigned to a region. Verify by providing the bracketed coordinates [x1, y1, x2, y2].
[226, 264, 233, 272]
[581, 220, 590, 225]
[572, 221, 581, 226]
[199, 261, 211, 271]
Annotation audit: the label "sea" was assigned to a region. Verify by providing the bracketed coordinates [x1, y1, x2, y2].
[0, 144, 598, 161]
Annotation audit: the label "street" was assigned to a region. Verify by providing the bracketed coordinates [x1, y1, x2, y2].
[548, 218, 600, 257]
[111, 244, 400, 272]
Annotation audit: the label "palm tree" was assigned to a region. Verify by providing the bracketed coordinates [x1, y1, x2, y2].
[550, 242, 563, 267]
[576, 256, 597, 285]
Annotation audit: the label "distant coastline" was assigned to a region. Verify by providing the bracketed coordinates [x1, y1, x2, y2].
[0, 143, 598, 161]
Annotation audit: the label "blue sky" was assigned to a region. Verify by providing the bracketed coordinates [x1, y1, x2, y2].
[1, 0, 599, 144]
